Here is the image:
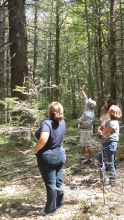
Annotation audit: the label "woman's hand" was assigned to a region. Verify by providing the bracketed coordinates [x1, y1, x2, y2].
[80, 85, 85, 91]
[97, 125, 104, 134]
[102, 127, 113, 139]
[98, 126, 102, 135]
[80, 85, 86, 97]
[78, 119, 83, 124]
[33, 132, 49, 154]
[98, 129, 102, 135]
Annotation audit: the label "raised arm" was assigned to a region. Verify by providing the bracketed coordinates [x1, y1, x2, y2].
[80, 85, 86, 97]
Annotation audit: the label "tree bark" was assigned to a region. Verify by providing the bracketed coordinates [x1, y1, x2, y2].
[33, 1, 38, 81]
[67, 45, 77, 118]
[120, 0, 124, 123]
[8, 0, 28, 100]
[97, 5, 105, 105]
[54, 0, 60, 100]
[84, 0, 94, 99]
[0, 0, 5, 123]
[109, 0, 116, 100]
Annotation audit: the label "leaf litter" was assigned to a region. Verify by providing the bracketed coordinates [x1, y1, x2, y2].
[0, 133, 124, 220]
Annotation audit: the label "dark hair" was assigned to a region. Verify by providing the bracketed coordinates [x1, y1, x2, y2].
[106, 98, 116, 110]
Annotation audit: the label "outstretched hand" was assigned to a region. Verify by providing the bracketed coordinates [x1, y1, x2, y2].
[80, 85, 85, 91]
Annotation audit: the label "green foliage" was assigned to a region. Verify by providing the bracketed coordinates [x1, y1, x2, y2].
[0, 118, 124, 218]
[0, 195, 10, 203]
[0, 135, 10, 145]
[13, 86, 27, 93]
[0, 82, 48, 125]
[80, 200, 86, 207]
[2, 0, 124, 124]
[110, 205, 116, 213]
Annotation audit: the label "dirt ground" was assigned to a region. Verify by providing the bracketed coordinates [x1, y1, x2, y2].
[0, 153, 124, 220]
[0, 125, 124, 220]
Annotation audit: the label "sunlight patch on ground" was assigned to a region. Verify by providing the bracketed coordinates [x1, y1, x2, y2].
[0, 184, 29, 196]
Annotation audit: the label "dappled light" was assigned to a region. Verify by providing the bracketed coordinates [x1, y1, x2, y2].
[0, 121, 124, 219]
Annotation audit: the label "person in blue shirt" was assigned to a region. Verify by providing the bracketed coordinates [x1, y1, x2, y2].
[78, 85, 96, 164]
[34, 102, 66, 216]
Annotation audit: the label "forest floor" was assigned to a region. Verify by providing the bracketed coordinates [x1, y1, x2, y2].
[0, 122, 124, 220]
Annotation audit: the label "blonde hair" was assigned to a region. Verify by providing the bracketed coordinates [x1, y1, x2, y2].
[108, 105, 122, 120]
[48, 102, 64, 121]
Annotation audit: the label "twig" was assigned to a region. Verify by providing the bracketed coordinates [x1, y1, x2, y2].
[0, 67, 13, 74]
[0, 42, 13, 53]
[0, 157, 36, 168]
[0, 165, 38, 178]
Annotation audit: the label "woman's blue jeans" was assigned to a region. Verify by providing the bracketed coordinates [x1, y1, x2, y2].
[97, 142, 117, 184]
[36, 150, 66, 214]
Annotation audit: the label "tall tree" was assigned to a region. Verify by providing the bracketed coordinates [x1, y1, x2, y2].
[54, 0, 60, 100]
[84, 0, 94, 98]
[33, 1, 38, 81]
[119, 0, 124, 122]
[8, 0, 28, 100]
[45, 0, 54, 102]
[109, 0, 116, 100]
[97, 4, 105, 105]
[0, 0, 5, 123]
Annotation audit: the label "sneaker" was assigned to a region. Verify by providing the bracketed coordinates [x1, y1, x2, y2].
[38, 208, 47, 216]
[109, 182, 116, 187]
[80, 157, 85, 161]
[57, 205, 64, 209]
[38, 208, 56, 216]
[105, 184, 115, 189]
[84, 159, 93, 164]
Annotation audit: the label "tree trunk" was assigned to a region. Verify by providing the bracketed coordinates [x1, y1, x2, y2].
[97, 5, 105, 105]
[8, 0, 28, 100]
[0, 1, 5, 123]
[6, 44, 11, 123]
[46, 31, 52, 102]
[109, 0, 116, 100]
[54, 0, 60, 100]
[84, 0, 94, 99]
[67, 45, 77, 118]
[46, 1, 53, 102]
[120, 0, 124, 123]
[94, 37, 101, 117]
[33, 1, 38, 81]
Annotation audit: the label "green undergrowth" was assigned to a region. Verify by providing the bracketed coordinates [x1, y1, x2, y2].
[0, 191, 45, 210]
[0, 120, 123, 180]
[0, 120, 124, 219]
[0, 120, 101, 182]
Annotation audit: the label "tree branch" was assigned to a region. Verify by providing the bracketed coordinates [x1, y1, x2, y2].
[0, 27, 11, 30]
[3, 0, 8, 5]
[0, 67, 13, 74]
[0, 42, 13, 53]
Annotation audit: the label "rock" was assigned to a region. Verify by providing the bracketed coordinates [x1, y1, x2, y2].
[10, 208, 17, 215]
[5, 208, 10, 212]
[27, 211, 35, 216]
